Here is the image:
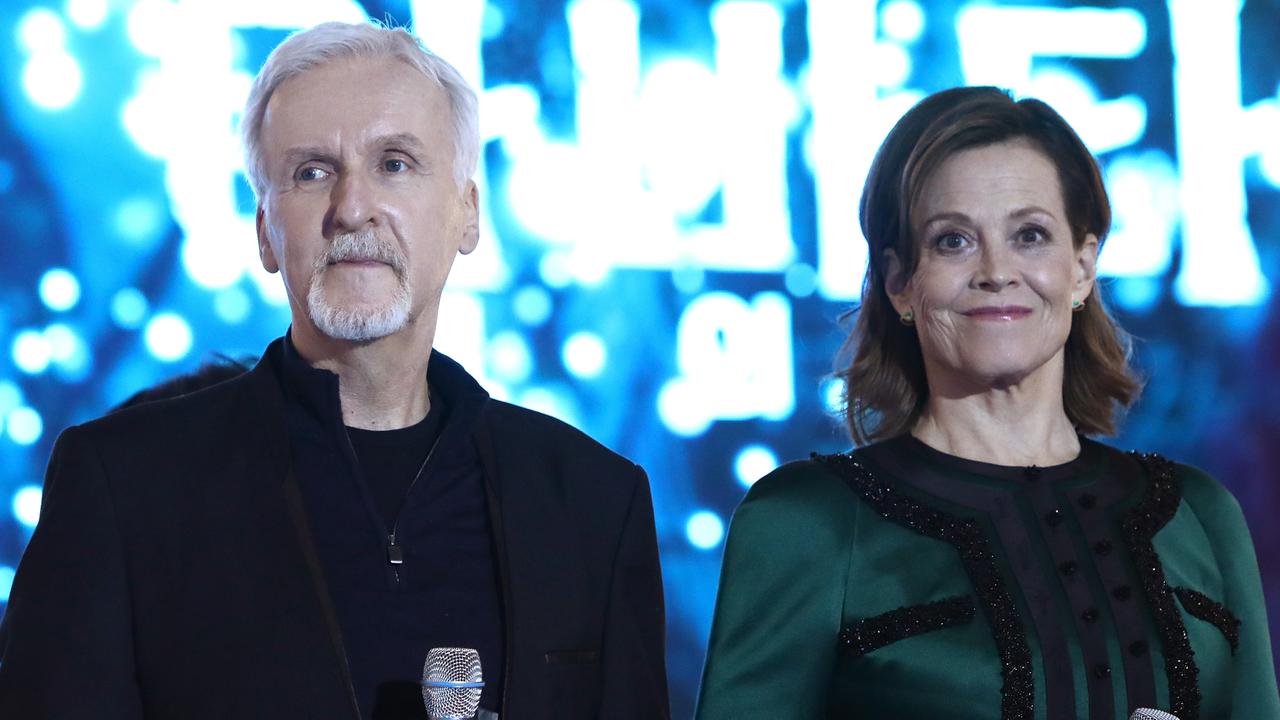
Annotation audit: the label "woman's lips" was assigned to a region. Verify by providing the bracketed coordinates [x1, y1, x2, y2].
[961, 305, 1033, 320]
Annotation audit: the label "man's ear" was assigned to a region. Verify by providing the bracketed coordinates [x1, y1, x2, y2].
[256, 206, 280, 274]
[458, 180, 479, 256]
[883, 248, 912, 316]
[1073, 232, 1099, 305]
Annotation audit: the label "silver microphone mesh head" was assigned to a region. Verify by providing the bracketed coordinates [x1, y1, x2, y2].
[422, 647, 483, 720]
[1131, 709, 1180, 720]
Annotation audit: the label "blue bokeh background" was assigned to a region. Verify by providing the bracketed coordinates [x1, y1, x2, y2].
[2, 0, 1279, 715]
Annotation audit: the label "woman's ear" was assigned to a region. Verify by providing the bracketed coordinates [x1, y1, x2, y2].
[883, 248, 912, 316]
[1073, 232, 1099, 304]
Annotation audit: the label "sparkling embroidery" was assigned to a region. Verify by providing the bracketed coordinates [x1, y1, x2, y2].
[839, 594, 977, 657]
[1124, 453, 1201, 719]
[1174, 586, 1241, 655]
[814, 452, 1034, 720]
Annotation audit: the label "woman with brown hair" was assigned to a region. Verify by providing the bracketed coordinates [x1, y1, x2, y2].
[695, 87, 1279, 719]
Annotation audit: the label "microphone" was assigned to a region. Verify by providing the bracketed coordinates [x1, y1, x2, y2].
[422, 647, 484, 720]
[1131, 709, 1181, 720]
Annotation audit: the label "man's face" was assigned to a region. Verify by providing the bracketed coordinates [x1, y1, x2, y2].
[256, 55, 478, 344]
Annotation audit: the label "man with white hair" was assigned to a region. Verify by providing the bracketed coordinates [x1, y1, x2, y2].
[0, 22, 669, 719]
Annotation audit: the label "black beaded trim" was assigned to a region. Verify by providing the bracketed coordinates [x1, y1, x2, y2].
[1174, 587, 1241, 654]
[839, 594, 977, 657]
[814, 452, 1033, 720]
[1124, 453, 1200, 719]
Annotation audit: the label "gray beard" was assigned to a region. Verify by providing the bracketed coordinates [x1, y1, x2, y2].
[305, 230, 411, 342]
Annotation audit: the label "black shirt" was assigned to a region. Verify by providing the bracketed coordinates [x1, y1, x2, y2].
[346, 394, 446, 531]
[276, 335, 505, 718]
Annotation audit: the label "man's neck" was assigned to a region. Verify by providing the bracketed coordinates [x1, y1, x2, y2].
[291, 321, 434, 430]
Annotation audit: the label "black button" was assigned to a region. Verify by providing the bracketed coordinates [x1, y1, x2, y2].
[1094, 664, 1111, 679]
[1059, 561, 1078, 576]
[1077, 493, 1097, 509]
[1094, 540, 1113, 556]
[1081, 607, 1099, 623]
[1044, 508, 1064, 527]
[1129, 640, 1148, 656]
[1113, 585, 1132, 601]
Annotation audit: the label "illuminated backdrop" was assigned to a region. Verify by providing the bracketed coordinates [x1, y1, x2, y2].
[1, 0, 1279, 714]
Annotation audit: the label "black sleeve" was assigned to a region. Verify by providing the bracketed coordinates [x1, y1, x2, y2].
[0, 426, 145, 718]
[597, 465, 671, 718]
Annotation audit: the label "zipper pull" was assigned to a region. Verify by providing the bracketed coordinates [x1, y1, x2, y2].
[387, 534, 404, 565]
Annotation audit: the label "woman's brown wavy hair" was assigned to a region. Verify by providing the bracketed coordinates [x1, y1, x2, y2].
[838, 86, 1142, 445]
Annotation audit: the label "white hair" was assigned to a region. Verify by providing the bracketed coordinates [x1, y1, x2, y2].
[240, 21, 479, 200]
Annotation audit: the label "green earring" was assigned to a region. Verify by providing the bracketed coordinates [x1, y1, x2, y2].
[899, 309, 915, 325]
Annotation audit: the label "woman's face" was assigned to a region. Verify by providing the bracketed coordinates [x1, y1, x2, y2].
[887, 139, 1098, 392]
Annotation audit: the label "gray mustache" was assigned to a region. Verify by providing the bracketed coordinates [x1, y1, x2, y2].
[320, 231, 406, 272]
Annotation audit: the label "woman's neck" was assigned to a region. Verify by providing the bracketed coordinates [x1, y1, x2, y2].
[913, 360, 1081, 467]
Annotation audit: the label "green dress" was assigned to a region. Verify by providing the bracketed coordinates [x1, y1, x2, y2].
[695, 436, 1280, 719]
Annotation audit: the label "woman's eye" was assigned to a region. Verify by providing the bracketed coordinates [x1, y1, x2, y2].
[935, 232, 968, 251]
[297, 166, 329, 182]
[1017, 226, 1048, 244]
[383, 158, 408, 173]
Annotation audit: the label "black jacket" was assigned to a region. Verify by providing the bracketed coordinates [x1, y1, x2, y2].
[0, 341, 670, 719]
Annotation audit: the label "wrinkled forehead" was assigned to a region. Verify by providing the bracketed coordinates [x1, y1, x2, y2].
[260, 54, 451, 160]
[910, 139, 1064, 222]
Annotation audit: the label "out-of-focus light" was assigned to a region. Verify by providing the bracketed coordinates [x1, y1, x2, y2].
[7, 407, 43, 446]
[122, 71, 172, 158]
[685, 510, 725, 550]
[873, 41, 911, 88]
[512, 286, 553, 326]
[734, 444, 778, 488]
[0, 382, 21, 414]
[12, 330, 52, 374]
[821, 377, 844, 416]
[38, 268, 80, 311]
[1262, 147, 1280, 189]
[671, 265, 705, 295]
[880, 0, 925, 43]
[182, 235, 247, 289]
[12, 485, 42, 528]
[114, 197, 164, 244]
[23, 51, 83, 110]
[66, 0, 109, 29]
[506, 142, 589, 247]
[0, 566, 14, 602]
[43, 324, 79, 362]
[657, 378, 712, 437]
[481, 2, 505, 40]
[111, 288, 148, 329]
[660, 291, 795, 433]
[16, 8, 66, 54]
[710, 1, 796, 272]
[213, 287, 251, 324]
[515, 386, 581, 429]
[784, 262, 818, 298]
[144, 313, 193, 362]
[487, 331, 533, 384]
[1110, 277, 1162, 313]
[637, 59, 722, 218]
[562, 332, 607, 379]
[538, 251, 574, 289]
[126, 0, 177, 58]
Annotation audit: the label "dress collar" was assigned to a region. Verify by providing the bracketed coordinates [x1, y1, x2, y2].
[881, 433, 1104, 484]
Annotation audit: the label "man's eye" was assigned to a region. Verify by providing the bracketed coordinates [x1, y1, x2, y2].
[297, 166, 329, 182]
[383, 158, 408, 173]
